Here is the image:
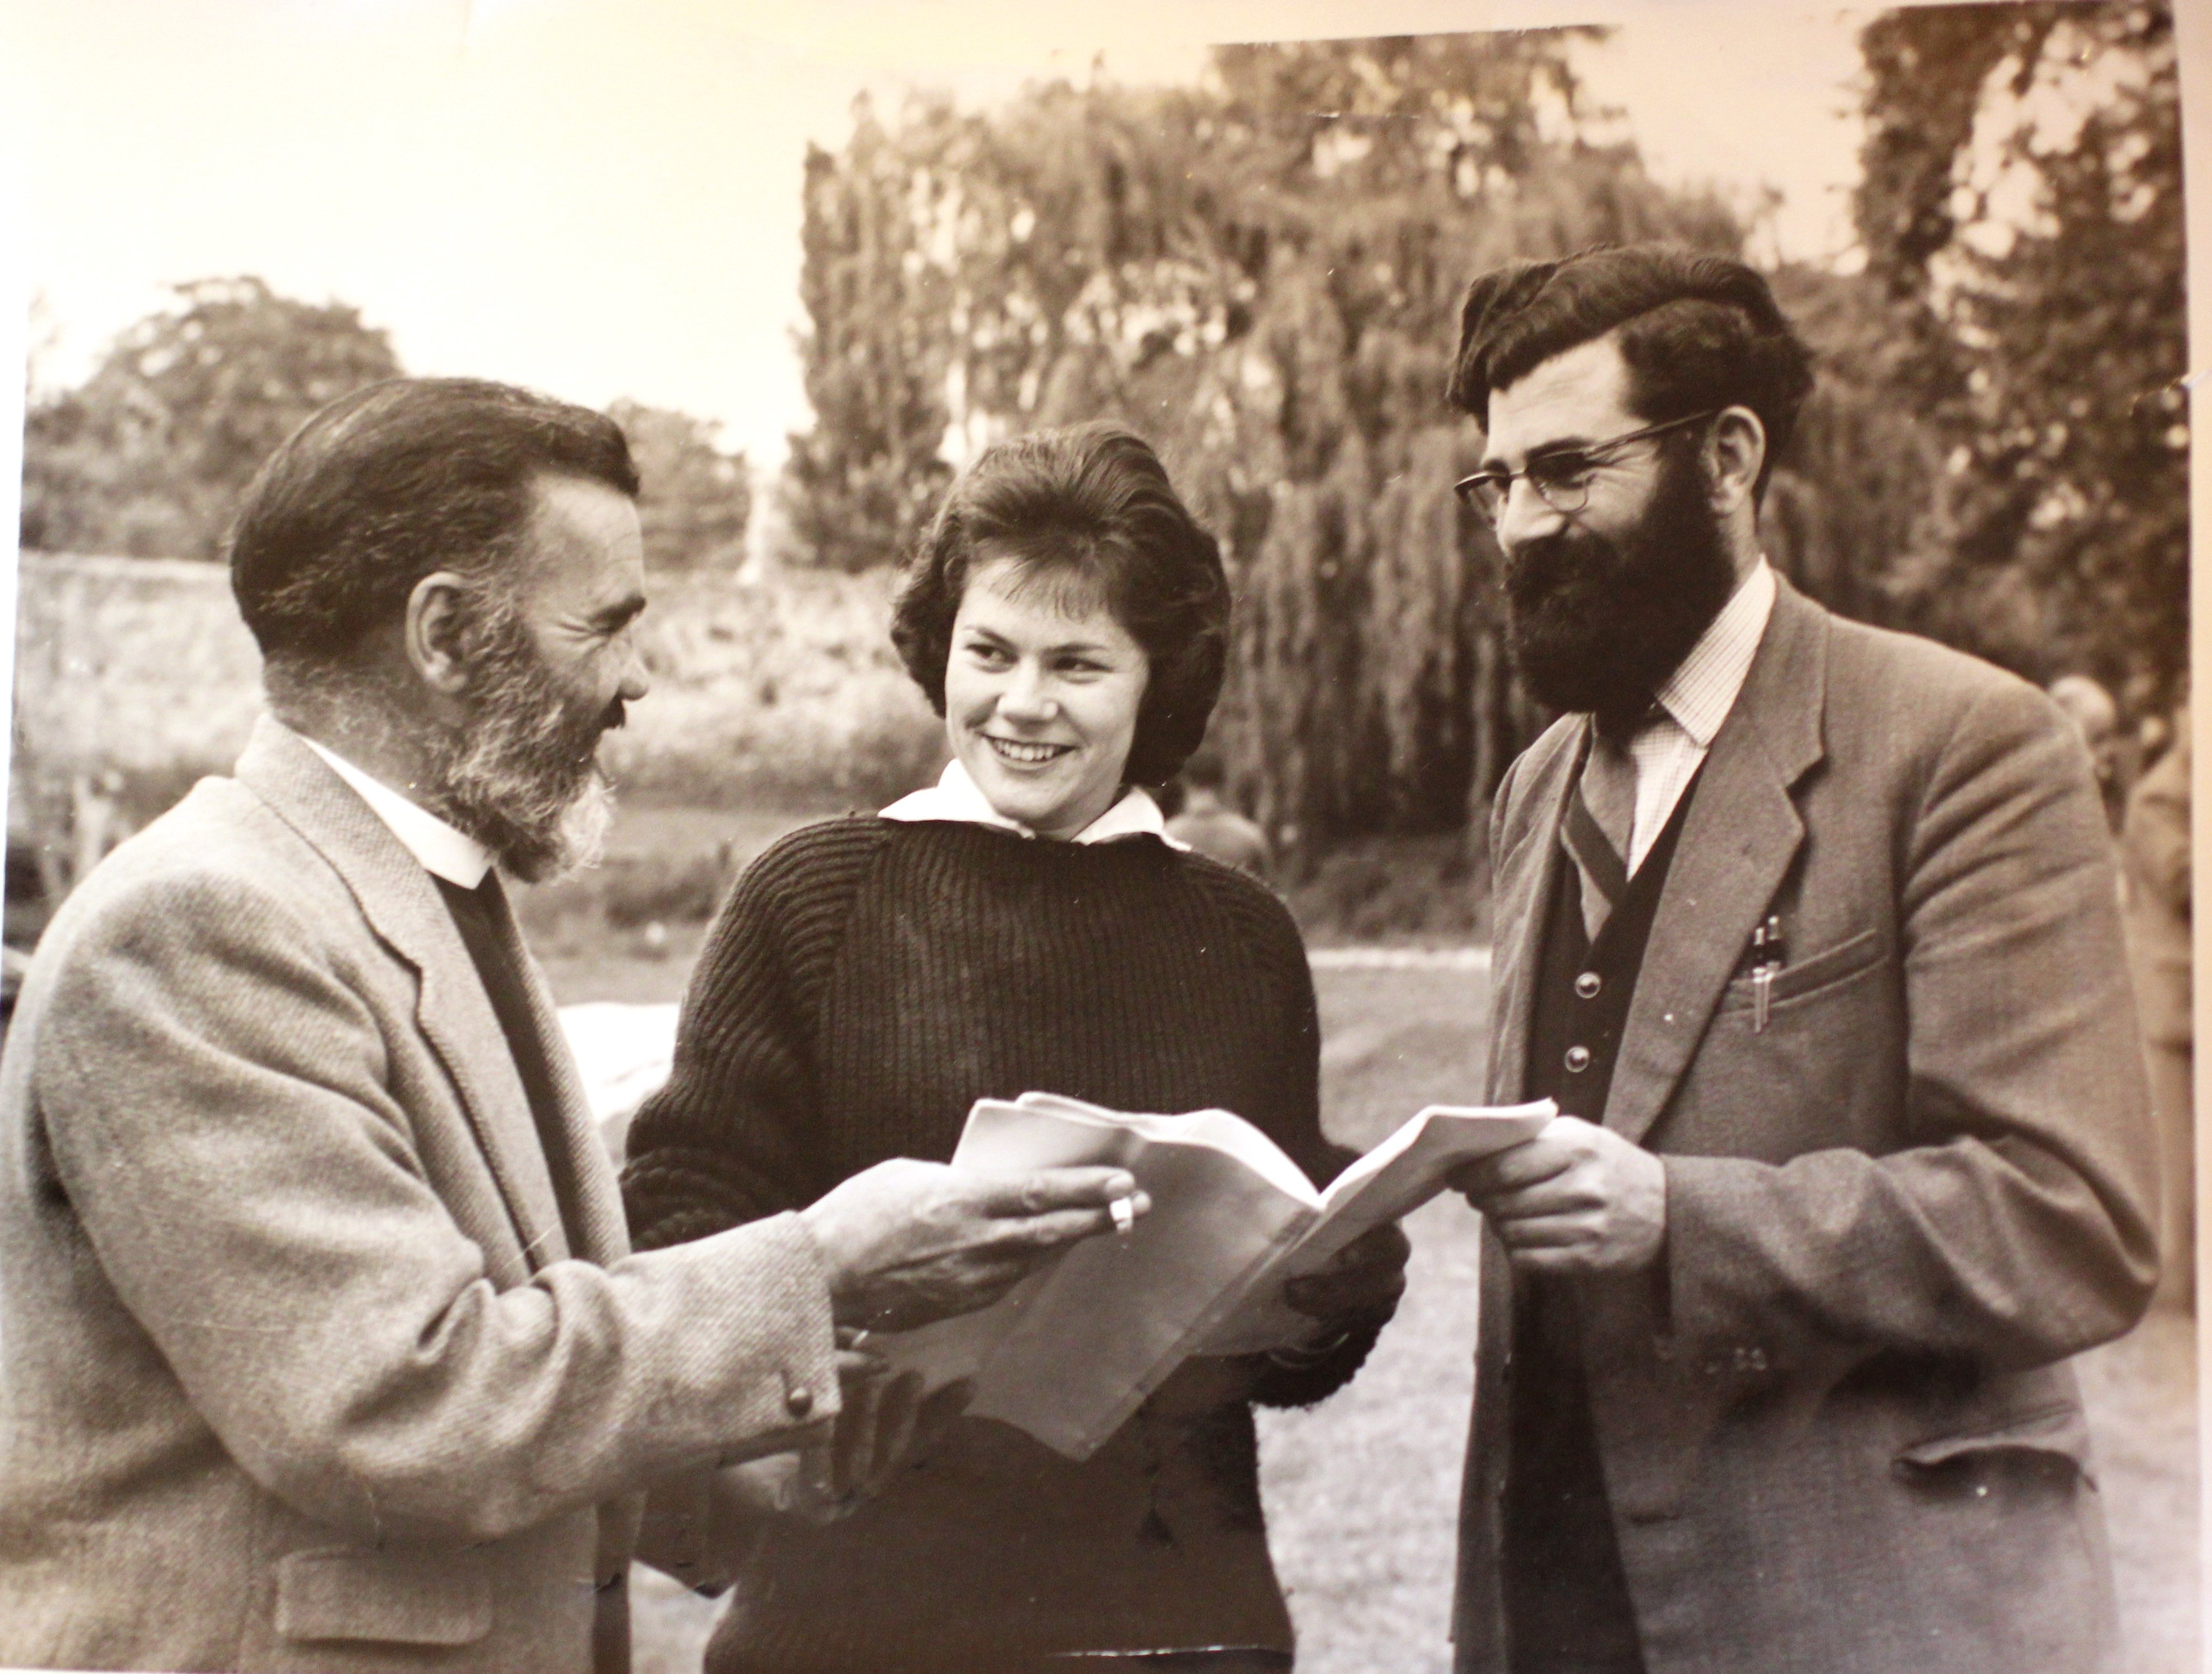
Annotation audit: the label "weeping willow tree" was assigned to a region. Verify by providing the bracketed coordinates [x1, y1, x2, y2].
[781, 31, 1746, 855]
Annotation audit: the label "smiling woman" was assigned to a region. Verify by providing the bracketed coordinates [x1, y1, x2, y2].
[942, 553, 1149, 839]
[620, 423, 1412, 1673]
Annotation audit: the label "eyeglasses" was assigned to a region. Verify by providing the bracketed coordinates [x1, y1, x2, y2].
[1453, 409, 1721, 527]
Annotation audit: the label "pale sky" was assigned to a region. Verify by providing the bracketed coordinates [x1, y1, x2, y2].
[0, 0, 1912, 467]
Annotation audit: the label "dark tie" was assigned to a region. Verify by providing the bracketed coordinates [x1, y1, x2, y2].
[1559, 724, 1638, 946]
[434, 871, 585, 1238]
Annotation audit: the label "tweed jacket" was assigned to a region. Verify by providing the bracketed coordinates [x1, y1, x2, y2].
[0, 717, 840, 1673]
[1454, 578, 2159, 1674]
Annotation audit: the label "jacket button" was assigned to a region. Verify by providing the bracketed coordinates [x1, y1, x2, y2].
[1564, 1045, 1592, 1073]
[785, 1385, 815, 1419]
[1575, 972, 1602, 999]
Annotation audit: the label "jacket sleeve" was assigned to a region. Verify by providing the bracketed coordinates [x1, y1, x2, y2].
[33, 868, 842, 1551]
[622, 823, 879, 1251]
[1659, 678, 2160, 1374]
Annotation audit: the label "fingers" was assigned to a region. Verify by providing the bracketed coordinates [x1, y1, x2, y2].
[1492, 1210, 1605, 1250]
[1454, 1131, 1578, 1202]
[1336, 1222, 1413, 1269]
[1482, 1171, 1608, 1226]
[866, 1370, 924, 1496]
[832, 1364, 884, 1496]
[1283, 1222, 1413, 1320]
[1285, 1260, 1408, 1319]
[1006, 1196, 1154, 1250]
[975, 1167, 1141, 1217]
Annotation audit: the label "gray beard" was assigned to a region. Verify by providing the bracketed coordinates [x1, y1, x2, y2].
[419, 607, 620, 884]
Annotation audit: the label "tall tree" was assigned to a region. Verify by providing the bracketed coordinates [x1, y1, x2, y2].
[610, 399, 752, 573]
[778, 100, 959, 573]
[778, 34, 1744, 851]
[21, 277, 401, 560]
[1851, 1, 2185, 709]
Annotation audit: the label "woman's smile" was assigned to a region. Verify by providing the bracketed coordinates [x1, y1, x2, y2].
[983, 734, 1076, 768]
[945, 550, 1151, 840]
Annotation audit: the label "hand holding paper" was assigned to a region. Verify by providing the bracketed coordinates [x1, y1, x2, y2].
[1282, 1221, 1412, 1328]
[867, 1091, 1554, 1458]
[799, 1156, 1150, 1332]
[1450, 1112, 1665, 1274]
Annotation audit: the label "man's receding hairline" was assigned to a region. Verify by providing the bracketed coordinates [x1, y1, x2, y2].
[499, 467, 641, 588]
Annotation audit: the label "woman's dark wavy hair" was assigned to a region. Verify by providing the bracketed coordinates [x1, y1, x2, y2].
[1446, 244, 1814, 504]
[891, 422, 1229, 787]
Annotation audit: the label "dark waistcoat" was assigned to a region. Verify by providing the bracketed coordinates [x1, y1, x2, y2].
[1503, 768, 1701, 1674]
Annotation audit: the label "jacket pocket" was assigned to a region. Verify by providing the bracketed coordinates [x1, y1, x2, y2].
[274, 1547, 493, 1647]
[1719, 926, 1884, 1013]
[1891, 1402, 2096, 1489]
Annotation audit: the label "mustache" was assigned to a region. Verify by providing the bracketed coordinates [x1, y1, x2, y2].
[1503, 530, 1619, 606]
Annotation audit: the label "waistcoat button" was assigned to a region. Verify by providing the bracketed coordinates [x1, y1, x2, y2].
[1575, 971, 1602, 999]
[1564, 1045, 1592, 1073]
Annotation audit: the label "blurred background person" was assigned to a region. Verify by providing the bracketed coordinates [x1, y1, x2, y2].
[2121, 704, 2191, 1312]
[622, 423, 1408, 1674]
[1165, 747, 1273, 878]
[2047, 673, 2129, 832]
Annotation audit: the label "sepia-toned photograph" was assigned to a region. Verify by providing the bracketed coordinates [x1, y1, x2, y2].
[0, 2, 2198, 1671]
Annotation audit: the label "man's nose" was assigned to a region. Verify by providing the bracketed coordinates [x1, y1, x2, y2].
[1492, 475, 1566, 549]
[616, 636, 650, 705]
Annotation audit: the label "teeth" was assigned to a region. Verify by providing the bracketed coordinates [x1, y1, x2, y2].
[987, 737, 1068, 765]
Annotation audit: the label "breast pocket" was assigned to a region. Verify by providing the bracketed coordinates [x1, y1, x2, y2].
[1717, 926, 1886, 1020]
[274, 1546, 492, 1647]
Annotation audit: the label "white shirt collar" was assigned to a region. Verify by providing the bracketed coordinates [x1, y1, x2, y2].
[303, 738, 496, 888]
[1650, 557, 1776, 749]
[880, 759, 1190, 850]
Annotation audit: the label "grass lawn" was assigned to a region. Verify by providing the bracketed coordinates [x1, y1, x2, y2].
[592, 959, 2196, 1674]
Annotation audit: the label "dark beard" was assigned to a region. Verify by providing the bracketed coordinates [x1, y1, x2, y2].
[1502, 448, 1738, 733]
[420, 601, 624, 884]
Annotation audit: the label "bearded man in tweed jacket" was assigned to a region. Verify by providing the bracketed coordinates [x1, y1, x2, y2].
[1444, 248, 2157, 1674]
[0, 378, 1136, 1673]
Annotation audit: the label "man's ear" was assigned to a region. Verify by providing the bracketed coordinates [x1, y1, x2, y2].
[405, 571, 478, 698]
[1706, 405, 1767, 516]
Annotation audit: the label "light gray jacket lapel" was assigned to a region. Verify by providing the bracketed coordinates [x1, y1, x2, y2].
[235, 716, 574, 1268]
[1603, 576, 1829, 1146]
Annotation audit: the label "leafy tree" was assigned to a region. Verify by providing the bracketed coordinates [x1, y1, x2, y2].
[1850, 1, 2185, 710]
[778, 33, 1743, 850]
[20, 276, 401, 560]
[610, 399, 751, 572]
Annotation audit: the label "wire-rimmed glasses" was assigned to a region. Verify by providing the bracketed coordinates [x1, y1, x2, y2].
[1453, 409, 1721, 527]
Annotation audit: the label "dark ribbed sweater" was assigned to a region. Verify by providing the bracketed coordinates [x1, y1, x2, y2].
[623, 816, 1386, 1673]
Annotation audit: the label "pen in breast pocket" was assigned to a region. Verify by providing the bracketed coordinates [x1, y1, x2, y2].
[1751, 914, 1786, 1033]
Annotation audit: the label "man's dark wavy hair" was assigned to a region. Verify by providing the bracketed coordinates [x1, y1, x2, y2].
[891, 422, 1229, 787]
[1446, 245, 1814, 504]
[229, 377, 639, 673]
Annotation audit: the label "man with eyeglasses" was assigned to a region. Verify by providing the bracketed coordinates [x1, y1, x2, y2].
[1439, 245, 2155, 1674]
